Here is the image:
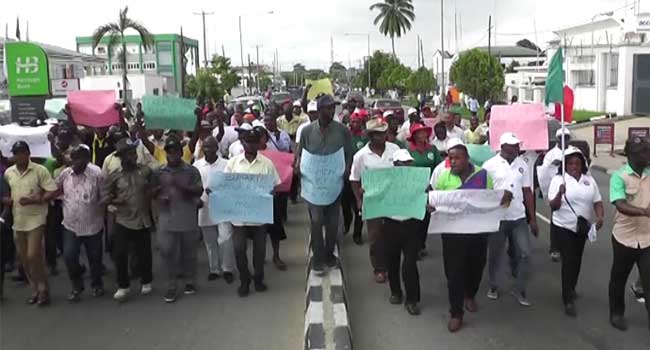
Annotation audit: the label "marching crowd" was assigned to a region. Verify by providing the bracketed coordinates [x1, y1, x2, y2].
[1, 86, 649, 335]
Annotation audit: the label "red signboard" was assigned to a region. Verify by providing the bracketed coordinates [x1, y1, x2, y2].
[593, 123, 615, 157]
[628, 127, 650, 141]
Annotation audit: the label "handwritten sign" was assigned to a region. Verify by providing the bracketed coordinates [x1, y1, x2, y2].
[208, 172, 274, 224]
[467, 144, 496, 166]
[143, 95, 197, 131]
[68, 90, 119, 127]
[361, 167, 430, 220]
[300, 148, 345, 205]
[489, 103, 548, 151]
[428, 189, 505, 234]
[0, 123, 52, 158]
[261, 150, 295, 193]
[305, 78, 334, 101]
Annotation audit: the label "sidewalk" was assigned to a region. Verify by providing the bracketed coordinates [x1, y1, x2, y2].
[569, 116, 650, 174]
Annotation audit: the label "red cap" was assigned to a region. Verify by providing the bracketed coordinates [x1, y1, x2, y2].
[350, 113, 363, 122]
[408, 122, 432, 140]
[243, 113, 256, 122]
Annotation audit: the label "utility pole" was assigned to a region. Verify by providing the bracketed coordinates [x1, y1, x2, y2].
[454, 12, 458, 53]
[193, 10, 214, 67]
[488, 15, 492, 56]
[180, 26, 186, 98]
[256, 45, 261, 93]
[367, 34, 371, 94]
[222, 45, 225, 57]
[417, 35, 421, 68]
[420, 37, 425, 69]
[330, 36, 334, 68]
[247, 53, 253, 95]
[441, 0, 446, 96]
[239, 16, 245, 78]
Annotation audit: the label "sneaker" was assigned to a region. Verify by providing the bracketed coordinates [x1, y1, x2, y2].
[630, 284, 646, 304]
[67, 290, 82, 303]
[313, 263, 326, 277]
[610, 314, 628, 331]
[550, 252, 561, 262]
[389, 294, 403, 305]
[163, 289, 177, 303]
[405, 303, 421, 316]
[254, 280, 268, 292]
[208, 273, 221, 281]
[183, 284, 197, 295]
[487, 287, 499, 300]
[223, 272, 235, 284]
[564, 302, 577, 318]
[238, 282, 250, 297]
[141, 283, 153, 295]
[36, 295, 51, 307]
[92, 287, 105, 298]
[511, 290, 532, 307]
[113, 288, 130, 302]
[25, 295, 39, 305]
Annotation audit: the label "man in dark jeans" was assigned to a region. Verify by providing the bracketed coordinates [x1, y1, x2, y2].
[608, 138, 650, 331]
[0, 176, 11, 299]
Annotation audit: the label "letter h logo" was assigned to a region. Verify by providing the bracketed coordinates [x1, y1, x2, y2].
[15, 56, 39, 74]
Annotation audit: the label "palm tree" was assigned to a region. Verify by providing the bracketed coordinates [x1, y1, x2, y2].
[92, 6, 153, 108]
[370, 0, 416, 57]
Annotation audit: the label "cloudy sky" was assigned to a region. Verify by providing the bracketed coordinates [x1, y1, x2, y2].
[2, 0, 644, 70]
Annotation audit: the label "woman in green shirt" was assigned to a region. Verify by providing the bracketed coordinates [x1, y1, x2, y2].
[343, 112, 367, 244]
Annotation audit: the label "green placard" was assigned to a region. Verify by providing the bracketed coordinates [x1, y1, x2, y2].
[142, 95, 197, 131]
[361, 167, 430, 221]
[467, 144, 496, 166]
[5, 42, 50, 96]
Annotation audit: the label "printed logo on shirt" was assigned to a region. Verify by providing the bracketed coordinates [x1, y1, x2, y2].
[518, 167, 524, 174]
[427, 152, 434, 160]
[356, 141, 364, 149]
[583, 180, 590, 186]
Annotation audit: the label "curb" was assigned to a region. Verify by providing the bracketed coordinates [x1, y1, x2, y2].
[568, 115, 648, 130]
[304, 243, 352, 350]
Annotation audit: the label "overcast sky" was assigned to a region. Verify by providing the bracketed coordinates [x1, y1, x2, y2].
[2, 0, 644, 70]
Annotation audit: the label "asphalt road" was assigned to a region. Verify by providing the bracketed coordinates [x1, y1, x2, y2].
[1, 204, 309, 350]
[342, 169, 650, 350]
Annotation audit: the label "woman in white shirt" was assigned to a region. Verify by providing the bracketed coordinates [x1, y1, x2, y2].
[547, 147, 604, 318]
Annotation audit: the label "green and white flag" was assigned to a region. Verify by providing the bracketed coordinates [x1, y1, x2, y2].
[544, 47, 564, 105]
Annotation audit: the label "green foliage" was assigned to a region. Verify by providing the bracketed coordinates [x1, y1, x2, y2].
[407, 67, 436, 94]
[449, 49, 504, 104]
[293, 63, 306, 73]
[186, 68, 223, 105]
[354, 51, 398, 90]
[329, 62, 348, 83]
[370, 0, 416, 56]
[211, 55, 239, 94]
[305, 69, 329, 80]
[377, 61, 411, 91]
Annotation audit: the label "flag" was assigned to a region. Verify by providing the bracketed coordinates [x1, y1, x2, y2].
[545, 47, 564, 105]
[15, 17, 20, 41]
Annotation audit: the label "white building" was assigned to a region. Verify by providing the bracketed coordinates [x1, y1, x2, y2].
[433, 50, 454, 92]
[80, 74, 167, 103]
[507, 11, 650, 116]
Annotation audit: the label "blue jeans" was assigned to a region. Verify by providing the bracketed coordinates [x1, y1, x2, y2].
[488, 218, 531, 293]
[63, 229, 104, 291]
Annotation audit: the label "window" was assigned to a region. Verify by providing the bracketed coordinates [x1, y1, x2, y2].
[96, 47, 107, 55]
[572, 70, 595, 87]
[571, 55, 595, 64]
[153, 88, 160, 96]
[143, 62, 157, 70]
[609, 53, 619, 87]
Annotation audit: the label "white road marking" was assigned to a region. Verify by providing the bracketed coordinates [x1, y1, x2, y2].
[536, 212, 551, 224]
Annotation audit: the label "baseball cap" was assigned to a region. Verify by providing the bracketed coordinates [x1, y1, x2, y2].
[164, 136, 183, 151]
[499, 132, 521, 146]
[317, 95, 339, 110]
[251, 120, 265, 129]
[383, 110, 394, 118]
[11, 141, 30, 154]
[407, 107, 418, 116]
[307, 101, 318, 112]
[114, 138, 137, 156]
[292, 100, 302, 107]
[366, 118, 388, 133]
[446, 137, 466, 151]
[235, 123, 254, 133]
[556, 128, 572, 138]
[247, 100, 255, 106]
[393, 149, 414, 163]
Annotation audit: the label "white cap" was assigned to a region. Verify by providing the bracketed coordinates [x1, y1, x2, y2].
[247, 100, 255, 106]
[499, 132, 521, 146]
[252, 120, 266, 129]
[446, 137, 466, 151]
[407, 107, 417, 116]
[556, 128, 571, 138]
[235, 123, 254, 132]
[245, 108, 252, 113]
[383, 110, 394, 118]
[341, 99, 348, 104]
[307, 101, 318, 112]
[393, 149, 414, 162]
[293, 100, 302, 107]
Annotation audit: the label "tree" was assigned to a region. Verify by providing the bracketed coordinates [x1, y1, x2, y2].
[210, 55, 239, 93]
[353, 51, 397, 90]
[449, 49, 504, 103]
[377, 61, 411, 92]
[186, 68, 223, 105]
[505, 60, 521, 73]
[407, 67, 436, 95]
[305, 69, 329, 80]
[293, 63, 306, 73]
[92, 6, 153, 108]
[329, 62, 347, 83]
[370, 0, 416, 56]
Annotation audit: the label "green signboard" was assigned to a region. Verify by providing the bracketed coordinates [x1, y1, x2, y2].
[4, 42, 50, 97]
[142, 95, 197, 131]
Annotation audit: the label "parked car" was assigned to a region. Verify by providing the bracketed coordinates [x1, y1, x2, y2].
[270, 92, 292, 106]
[370, 99, 405, 124]
[229, 96, 266, 112]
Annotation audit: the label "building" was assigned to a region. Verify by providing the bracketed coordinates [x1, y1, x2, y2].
[75, 33, 199, 95]
[472, 46, 541, 67]
[0, 37, 106, 98]
[433, 50, 453, 92]
[507, 10, 650, 116]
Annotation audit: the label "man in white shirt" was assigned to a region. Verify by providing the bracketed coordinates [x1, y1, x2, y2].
[482, 133, 538, 307]
[296, 101, 318, 145]
[193, 136, 235, 283]
[398, 108, 419, 144]
[350, 118, 401, 283]
[444, 112, 465, 142]
[468, 97, 480, 116]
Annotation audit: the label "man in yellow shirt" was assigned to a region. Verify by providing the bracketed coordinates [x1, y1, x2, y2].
[277, 100, 309, 140]
[464, 115, 483, 145]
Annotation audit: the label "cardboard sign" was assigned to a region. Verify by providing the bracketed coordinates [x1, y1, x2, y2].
[361, 167, 430, 220]
[300, 148, 345, 205]
[143, 95, 197, 131]
[260, 150, 295, 193]
[10, 96, 46, 125]
[428, 190, 506, 234]
[0, 123, 52, 158]
[593, 123, 615, 156]
[489, 104, 549, 151]
[208, 173, 274, 224]
[305, 78, 334, 101]
[68, 90, 119, 127]
[628, 127, 649, 141]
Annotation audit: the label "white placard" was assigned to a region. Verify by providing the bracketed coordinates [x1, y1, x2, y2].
[428, 189, 506, 234]
[0, 123, 52, 158]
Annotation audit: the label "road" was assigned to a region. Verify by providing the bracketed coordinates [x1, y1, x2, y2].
[1, 204, 308, 350]
[342, 169, 650, 350]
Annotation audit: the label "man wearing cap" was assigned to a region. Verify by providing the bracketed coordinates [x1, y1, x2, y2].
[153, 135, 204, 303]
[54, 145, 105, 302]
[431, 138, 508, 332]
[4, 141, 58, 306]
[264, 114, 292, 153]
[100, 139, 154, 302]
[101, 128, 159, 176]
[277, 100, 309, 140]
[350, 118, 401, 283]
[542, 128, 572, 262]
[384, 112, 405, 148]
[225, 124, 281, 296]
[398, 108, 421, 144]
[296, 101, 318, 145]
[608, 137, 650, 331]
[483, 132, 538, 307]
[297, 94, 353, 275]
[343, 112, 368, 242]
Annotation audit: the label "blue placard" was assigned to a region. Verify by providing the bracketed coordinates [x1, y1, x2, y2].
[300, 148, 345, 206]
[208, 172, 274, 224]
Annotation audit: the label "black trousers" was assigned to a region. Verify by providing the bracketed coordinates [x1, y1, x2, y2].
[385, 219, 421, 303]
[111, 224, 153, 289]
[609, 236, 650, 318]
[341, 180, 362, 236]
[233, 225, 266, 284]
[45, 201, 64, 268]
[549, 217, 560, 254]
[441, 234, 488, 318]
[417, 212, 431, 250]
[555, 224, 587, 304]
[63, 229, 104, 291]
[289, 174, 300, 202]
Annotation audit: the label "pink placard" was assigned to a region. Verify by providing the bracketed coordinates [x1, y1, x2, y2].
[261, 150, 295, 193]
[489, 104, 548, 151]
[422, 117, 440, 129]
[68, 90, 119, 127]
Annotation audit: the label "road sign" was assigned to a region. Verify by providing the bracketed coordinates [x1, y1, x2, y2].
[51, 78, 79, 97]
[4, 42, 50, 96]
[10, 96, 47, 125]
[593, 123, 615, 157]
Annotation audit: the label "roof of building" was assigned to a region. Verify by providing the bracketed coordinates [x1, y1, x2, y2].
[472, 46, 540, 58]
[553, 17, 622, 36]
[434, 50, 453, 59]
[76, 33, 199, 47]
[0, 38, 105, 64]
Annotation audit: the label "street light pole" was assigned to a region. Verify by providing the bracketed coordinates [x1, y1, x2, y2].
[440, 0, 446, 97]
[239, 15, 245, 92]
[256, 45, 261, 93]
[193, 10, 214, 68]
[367, 34, 371, 94]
